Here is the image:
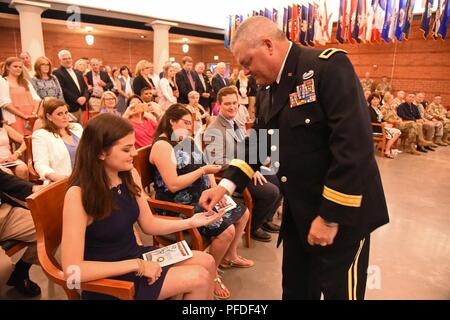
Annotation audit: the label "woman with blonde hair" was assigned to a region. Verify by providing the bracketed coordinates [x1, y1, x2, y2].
[158, 63, 178, 111]
[99, 91, 120, 116]
[1, 57, 41, 135]
[132, 60, 157, 97]
[31, 56, 64, 101]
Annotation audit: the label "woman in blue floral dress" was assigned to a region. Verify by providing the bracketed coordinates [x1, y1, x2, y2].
[149, 104, 253, 299]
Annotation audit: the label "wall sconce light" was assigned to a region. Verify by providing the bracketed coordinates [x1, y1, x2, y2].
[85, 34, 94, 46]
[214, 55, 219, 61]
[182, 38, 189, 53]
[169, 57, 175, 62]
[85, 26, 94, 46]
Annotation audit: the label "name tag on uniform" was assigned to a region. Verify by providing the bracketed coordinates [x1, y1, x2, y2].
[289, 78, 317, 108]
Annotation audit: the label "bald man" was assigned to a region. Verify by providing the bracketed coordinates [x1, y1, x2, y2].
[200, 16, 389, 300]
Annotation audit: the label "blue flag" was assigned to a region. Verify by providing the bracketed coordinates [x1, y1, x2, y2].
[300, 5, 308, 46]
[421, 0, 435, 38]
[336, 0, 346, 43]
[224, 15, 231, 49]
[381, 0, 393, 42]
[438, 0, 450, 38]
[286, 6, 292, 40]
[265, 8, 272, 20]
[283, 7, 288, 35]
[307, 3, 315, 46]
[403, 0, 416, 39]
[395, 0, 408, 41]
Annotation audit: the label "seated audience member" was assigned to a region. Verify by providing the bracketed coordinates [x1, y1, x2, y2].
[53, 50, 89, 123]
[368, 93, 401, 158]
[132, 60, 157, 97]
[99, 91, 120, 116]
[360, 71, 374, 92]
[427, 95, 450, 145]
[375, 76, 392, 97]
[0, 119, 28, 180]
[397, 93, 434, 153]
[1, 57, 41, 135]
[204, 87, 282, 243]
[140, 87, 163, 122]
[415, 92, 440, 149]
[32, 98, 83, 182]
[228, 85, 251, 133]
[186, 91, 210, 143]
[381, 92, 421, 155]
[158, 64, 178, 112]
[0, 170, 42, 297]
[61, 113, 221, 300]
[122, 98, 157, 149]
[150, 104, 253, 299]
[31, 56, 64, 101]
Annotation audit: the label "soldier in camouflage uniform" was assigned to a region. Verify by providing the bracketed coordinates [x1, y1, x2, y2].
[360, 72, 374, 92]
[390, 91, 405, 110]
[426, 95, 450, 145]
[415, 93, 442, 147]
[375, 76, 392, 97]
[381, 101, 421, 155]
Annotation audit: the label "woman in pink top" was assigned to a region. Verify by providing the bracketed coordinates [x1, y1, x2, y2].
[2, 57, 41, 135]
[0, 121, 28, 180]
[123, 95, 158, 149]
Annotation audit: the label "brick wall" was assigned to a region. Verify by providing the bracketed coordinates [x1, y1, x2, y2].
[1, 19, 449, 104]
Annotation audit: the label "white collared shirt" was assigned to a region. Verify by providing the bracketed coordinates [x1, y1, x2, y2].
[65, 67, 81, 91]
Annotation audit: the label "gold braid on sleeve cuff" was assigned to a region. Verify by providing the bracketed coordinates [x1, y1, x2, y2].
[323, 186, 362, 208]
[229, 159, 255, 179]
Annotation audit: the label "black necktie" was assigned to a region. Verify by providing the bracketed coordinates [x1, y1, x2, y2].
[264, 82, 278, 123]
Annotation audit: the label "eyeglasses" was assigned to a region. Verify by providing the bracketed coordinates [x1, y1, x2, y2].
[180, 118, 192, 126]
[105, 98, 116, 101]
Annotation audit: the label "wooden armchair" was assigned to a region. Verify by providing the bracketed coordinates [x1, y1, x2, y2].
[133, 145, 211, 251]
[23, 135, 40, 182]
[26, 178, 135, 300]
[372, 123, 386, 158]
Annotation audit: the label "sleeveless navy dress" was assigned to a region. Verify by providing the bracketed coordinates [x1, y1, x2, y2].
[81, 182, 170, 300]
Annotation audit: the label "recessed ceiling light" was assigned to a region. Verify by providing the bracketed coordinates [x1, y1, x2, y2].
[182, 37, 189, 42]
[140, 35, 146, 39]
[85, 26, 93, 32]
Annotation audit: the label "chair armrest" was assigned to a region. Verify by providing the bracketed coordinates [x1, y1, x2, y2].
[147, 197, 195, 217]
[81, 278, 135, 300]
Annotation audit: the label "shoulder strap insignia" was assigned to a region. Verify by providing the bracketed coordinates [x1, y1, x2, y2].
[318, 48, 348, 60]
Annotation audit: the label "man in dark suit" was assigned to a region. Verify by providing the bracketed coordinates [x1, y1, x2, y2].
[85, 58, 114, 111]
[53, 50, 89, 122]
[211, 62, 229, 102]
[195, 62, 212, 112]
[0, 170, 43, 297]
[200, 17, 389, 300]
[175, 56, 201, 104]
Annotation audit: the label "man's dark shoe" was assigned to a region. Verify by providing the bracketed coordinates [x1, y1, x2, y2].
[6, 277, 41, 297]
[417, 146, 428, 153]
[262, 221, 280, 233]
[424, 146, 435, 151]
[251, 228, 272, 242]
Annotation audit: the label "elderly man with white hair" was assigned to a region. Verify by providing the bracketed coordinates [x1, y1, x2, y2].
[211, 62, 229, 103]
[53, 50, 89, 122]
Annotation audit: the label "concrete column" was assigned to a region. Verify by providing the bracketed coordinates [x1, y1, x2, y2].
[10, 0, 51, 63]
[150, 20, 178, 74]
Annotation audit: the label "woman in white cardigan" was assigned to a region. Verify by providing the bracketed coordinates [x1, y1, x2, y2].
[157, 64, 178, 111]
[32, 98, 83, 182]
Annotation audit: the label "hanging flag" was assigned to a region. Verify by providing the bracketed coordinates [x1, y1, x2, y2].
[336, 0, 346, 43]
[307, 2, 316, 46]
[260, 9, 264, 16]
[373, 0, 387, 42]
[432, 0, 443, 39]
[403, 0, 416, 39]
[322, 0, 333, 44]
[388, 0, 398, 41]
[438, 0, 450, 39]
[286, 6, 293, 40]
[291, 4, 299, 42]
[283, 7, 288, 35]
[357, 0, 367, 43]
[224, 15, 231, 49]
[273, 8, 278, 23]
[395, 0, 408, 41]
[315, 0, 328, 45]
[365, 0, 377, 42]
[381, 0, 393, 42]
[348, 0, 359, 43]
[265, 8, 272, 20]
[300, 4, 309, 45]
[421, 0, 434, 38]
[253, 11, 258, 16]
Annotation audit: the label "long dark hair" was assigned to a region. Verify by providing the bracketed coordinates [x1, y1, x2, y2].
[69, 113, 141, 220]
[153, 103, 191, 142]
